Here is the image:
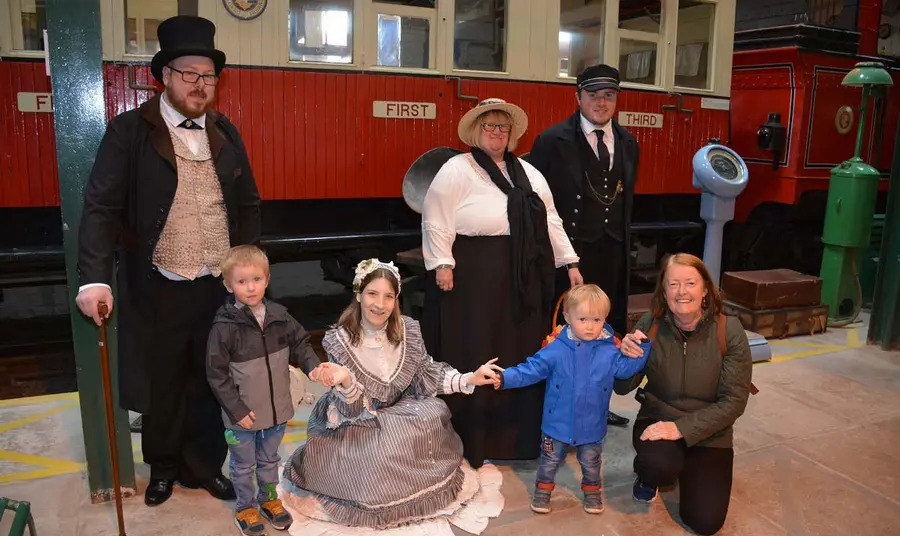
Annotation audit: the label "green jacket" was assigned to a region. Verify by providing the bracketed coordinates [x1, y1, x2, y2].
[614, 311, 752, 448]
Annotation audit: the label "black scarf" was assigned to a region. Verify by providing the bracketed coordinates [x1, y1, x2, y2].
[470, 147, 555, 323]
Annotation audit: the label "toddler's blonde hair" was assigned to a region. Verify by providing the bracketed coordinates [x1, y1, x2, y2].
[221, 245, 270, 281]
[564, 284, 611, 318]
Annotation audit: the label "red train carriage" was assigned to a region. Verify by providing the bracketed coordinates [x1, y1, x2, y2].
[0, 0, 896, 290]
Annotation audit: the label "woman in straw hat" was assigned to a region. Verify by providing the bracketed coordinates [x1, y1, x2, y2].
[421, 98, 583, 467]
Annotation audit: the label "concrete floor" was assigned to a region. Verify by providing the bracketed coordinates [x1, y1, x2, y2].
[1, 315, 899, 536]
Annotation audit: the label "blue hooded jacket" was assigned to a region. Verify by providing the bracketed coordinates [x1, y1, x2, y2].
[501, 325, 650, 446]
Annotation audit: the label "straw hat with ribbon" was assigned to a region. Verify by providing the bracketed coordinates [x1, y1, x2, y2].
[457, 98, 529, 147]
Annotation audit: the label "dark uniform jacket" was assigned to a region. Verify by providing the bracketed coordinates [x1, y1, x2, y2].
[77, 95, 261, 413]
[526, 112, 639, 299]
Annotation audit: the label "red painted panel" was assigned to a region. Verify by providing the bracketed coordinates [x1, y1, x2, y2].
[3, 63, 727, 207]
[0, 60, 58, 208]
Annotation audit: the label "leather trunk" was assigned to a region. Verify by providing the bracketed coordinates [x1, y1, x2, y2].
[721, 269, 823, 310]
[627, 293, 653, 333]
[723, 300, 828, 338]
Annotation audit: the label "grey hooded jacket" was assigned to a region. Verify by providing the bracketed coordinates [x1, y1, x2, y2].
[207, 296, 320, 431]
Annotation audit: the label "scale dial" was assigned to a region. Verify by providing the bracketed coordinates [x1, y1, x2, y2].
[707, 149, 744, 182]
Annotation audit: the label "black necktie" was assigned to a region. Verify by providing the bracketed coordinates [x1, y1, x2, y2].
[594, 129, 610, 172]
[178, 119, 203, 130]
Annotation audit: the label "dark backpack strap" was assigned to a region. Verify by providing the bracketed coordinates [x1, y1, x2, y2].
[719, 313, 759, 395]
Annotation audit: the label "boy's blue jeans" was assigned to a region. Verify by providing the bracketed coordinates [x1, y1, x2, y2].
[536, 434, 603, 489]
[226, 423, 287, 512]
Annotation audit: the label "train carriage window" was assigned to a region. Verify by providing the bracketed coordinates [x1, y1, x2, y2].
[453, 0, 506, 72]
[289, 0, 354, 64]
[617, 0, 663, 85]
[124, 0, 197, 56]
[8, 0, 47, 51]
[372, 1, 436, 69]
[559, 0, 605, 78]
[674, 0, 714, 90]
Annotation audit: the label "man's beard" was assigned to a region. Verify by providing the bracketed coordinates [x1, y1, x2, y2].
[165, 87, 213, 119]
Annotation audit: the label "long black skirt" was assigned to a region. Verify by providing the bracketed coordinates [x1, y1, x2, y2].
[421, 235, 546, 468]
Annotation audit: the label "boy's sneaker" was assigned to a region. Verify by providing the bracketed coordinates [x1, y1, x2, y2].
[530, 486, 552, 514]
[632, 477, 658, 503]
[235, 508, 267, 535]
[583, 490, 604, 514]
[260, 499, 293, 531]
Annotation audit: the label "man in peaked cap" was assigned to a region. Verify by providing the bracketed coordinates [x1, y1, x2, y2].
[75, 15, 260, 506]
[527, 64, 640, 428]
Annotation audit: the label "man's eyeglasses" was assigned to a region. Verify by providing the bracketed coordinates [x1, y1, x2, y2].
[481, 122, 512, 133]
[166, 65, 219, 86]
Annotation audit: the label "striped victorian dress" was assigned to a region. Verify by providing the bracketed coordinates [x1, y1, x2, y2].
[283, 316, 482, 529]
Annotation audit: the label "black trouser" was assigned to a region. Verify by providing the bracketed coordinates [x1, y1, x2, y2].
[142, 272, 228, 481]
[556, 233, 627, 335]
[632, 419, 734, 535]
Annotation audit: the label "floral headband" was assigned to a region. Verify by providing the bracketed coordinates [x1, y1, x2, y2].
[353, 258, 401, 294]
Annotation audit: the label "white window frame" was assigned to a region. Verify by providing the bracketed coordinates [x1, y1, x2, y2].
[364, 1, 438, 73]
[548, 0, 608, 82]
[542, 0, 734, 97]
[443, 0, 532, 80]
[1, 0, 47, 58]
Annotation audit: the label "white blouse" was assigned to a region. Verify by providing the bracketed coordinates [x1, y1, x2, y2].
[421, 153, 579, 271]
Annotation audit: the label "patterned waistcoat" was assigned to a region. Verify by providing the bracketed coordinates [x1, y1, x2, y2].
[152, 130, 231, 278]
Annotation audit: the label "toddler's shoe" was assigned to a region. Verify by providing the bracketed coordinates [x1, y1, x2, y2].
[260, 499, 293, 531]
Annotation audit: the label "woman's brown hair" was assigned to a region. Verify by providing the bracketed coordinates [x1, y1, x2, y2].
[334, 268, 404, 347]
[650, 253, 723, 318]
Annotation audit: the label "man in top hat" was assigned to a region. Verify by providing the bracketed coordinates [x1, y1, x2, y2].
[527, 64, 639, 427]
[75, 15, 261, 506]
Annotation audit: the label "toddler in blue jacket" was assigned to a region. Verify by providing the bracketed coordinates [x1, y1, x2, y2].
[493, 284, 650, 515]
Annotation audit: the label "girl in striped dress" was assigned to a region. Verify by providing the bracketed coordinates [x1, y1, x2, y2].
[282, 259, 504, 533]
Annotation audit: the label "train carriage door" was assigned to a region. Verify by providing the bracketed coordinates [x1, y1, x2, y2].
[606, 0, 734, 195]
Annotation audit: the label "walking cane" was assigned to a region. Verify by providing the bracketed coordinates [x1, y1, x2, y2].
[96, 302, 127, 536]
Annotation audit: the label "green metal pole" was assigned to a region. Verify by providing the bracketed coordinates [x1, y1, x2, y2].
[867, 114, 900, 351]
[45, 0, 136, 502]
[8, 500, 35, 536]
[854, 88, 869, 159]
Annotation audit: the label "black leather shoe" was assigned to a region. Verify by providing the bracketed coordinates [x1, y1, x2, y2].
[144, 479, 174, 506]
[179, 473, 236, 501]
[607, 411, 630, 427]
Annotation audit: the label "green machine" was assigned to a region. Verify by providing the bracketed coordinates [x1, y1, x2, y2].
[819, 62, 893, 323]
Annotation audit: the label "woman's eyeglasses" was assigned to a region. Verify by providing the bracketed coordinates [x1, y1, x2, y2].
[481, 122, 512, 133]
[166, 65, 219, 86]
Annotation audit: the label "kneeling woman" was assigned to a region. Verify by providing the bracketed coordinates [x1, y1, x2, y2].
[616, 253, 752, 535]
[283, 259, 502, 531]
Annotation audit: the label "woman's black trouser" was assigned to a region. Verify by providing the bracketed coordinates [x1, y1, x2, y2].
[633, 419, 734, 535]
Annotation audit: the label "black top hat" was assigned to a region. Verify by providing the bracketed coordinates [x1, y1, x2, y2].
[150, 16, 227, 84]
[577, 64, 621, 92]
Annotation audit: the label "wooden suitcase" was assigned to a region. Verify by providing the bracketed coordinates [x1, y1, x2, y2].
[626, 293, 654, 333]
[721, 269, 823, 310]
[723, 300, 828, 338]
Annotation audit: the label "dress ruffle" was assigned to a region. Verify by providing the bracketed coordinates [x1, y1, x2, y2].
[280, 461, 504, 536]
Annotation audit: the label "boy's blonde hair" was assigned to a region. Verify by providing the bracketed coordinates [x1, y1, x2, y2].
[564, 284, 611, 318]
[221, 245, 270, 280]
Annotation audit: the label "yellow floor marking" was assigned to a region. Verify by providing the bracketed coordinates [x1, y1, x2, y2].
[0, 465, 85, 484]
[767, 340, 845, 349]
[0, 401, 79, 434]
[766, 346, 849, 363]
[0, 392, 78, 408]
[287, 420, 308, 428]
[281, 432, 307, 444]
[847, 329, 864, 348]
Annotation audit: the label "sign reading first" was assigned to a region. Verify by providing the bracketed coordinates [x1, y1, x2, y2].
[373, 101, 436, 120]
[17, 92, 53, 113]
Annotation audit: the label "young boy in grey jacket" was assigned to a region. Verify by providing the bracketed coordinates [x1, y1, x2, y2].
[207, 245, 326, 536]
